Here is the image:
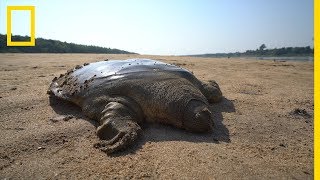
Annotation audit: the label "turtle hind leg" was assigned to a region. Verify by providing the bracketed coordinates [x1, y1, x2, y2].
[94, 101, 143, 154]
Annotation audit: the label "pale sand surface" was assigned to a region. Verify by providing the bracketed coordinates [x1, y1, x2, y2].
[0, 54, 313, 179]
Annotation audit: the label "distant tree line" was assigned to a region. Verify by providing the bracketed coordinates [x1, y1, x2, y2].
[0, 34, 136, 54]
[190, 44, 314, 58]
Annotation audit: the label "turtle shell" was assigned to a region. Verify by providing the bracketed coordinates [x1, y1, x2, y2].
[72, 59, 187, 84]
[49, 59, 195, 102]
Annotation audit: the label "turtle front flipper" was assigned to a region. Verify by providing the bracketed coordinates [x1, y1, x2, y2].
[94, 101, 143, 154]
[200, 80, 223, 103]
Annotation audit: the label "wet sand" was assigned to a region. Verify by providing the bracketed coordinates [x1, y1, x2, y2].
[0, 54, 313, 179]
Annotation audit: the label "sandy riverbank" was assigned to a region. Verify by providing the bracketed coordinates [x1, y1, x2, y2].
[0, 54, 314, 179]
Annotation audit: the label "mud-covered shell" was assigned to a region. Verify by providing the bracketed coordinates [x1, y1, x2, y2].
[71, 59, 187, 84]
[49, 59, 194, 101]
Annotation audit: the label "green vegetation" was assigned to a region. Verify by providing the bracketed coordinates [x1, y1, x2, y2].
[0, 34, 135, 54]
[189, 44, 314, 58]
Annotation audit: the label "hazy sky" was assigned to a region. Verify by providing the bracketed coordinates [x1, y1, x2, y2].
[0, 0, 314, 55]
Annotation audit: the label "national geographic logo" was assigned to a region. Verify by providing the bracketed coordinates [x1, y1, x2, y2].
[6, 6, 35, 46]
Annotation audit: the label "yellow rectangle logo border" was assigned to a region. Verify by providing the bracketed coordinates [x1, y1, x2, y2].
[6, 6, 35, 46]
[315, 0, 319, 178]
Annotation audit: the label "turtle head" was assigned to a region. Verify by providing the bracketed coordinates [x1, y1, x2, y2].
[183, 100, 213, 132]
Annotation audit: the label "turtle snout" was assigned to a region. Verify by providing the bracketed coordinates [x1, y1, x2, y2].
[183, 100, 213, 132]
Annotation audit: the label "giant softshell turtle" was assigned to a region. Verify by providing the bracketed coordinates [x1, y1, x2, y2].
[48, 59, 222, 153]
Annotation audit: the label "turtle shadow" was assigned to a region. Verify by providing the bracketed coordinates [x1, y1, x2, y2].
[49, 96, 99, 127]
[49, 96, 234, 156]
